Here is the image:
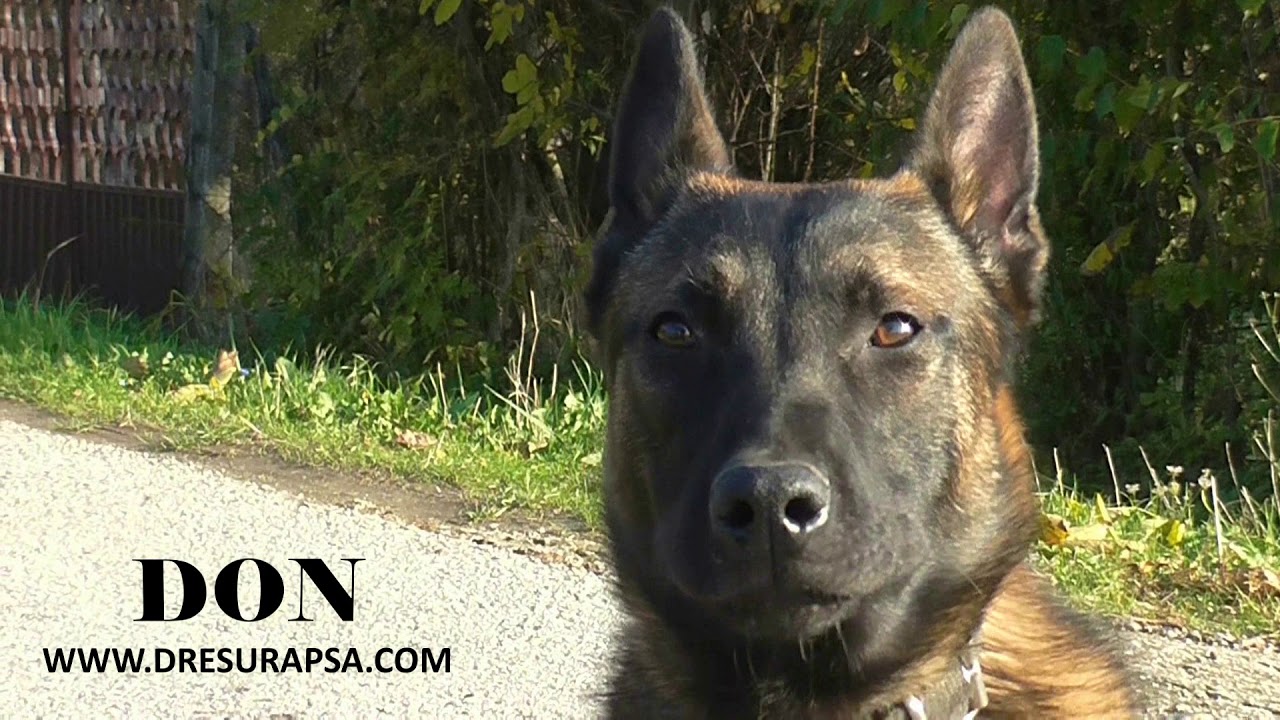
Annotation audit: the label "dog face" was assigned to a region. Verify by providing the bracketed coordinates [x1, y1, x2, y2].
[587, 6, 1048, 667]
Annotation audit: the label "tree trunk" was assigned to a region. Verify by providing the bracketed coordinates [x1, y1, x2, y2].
[181, 0, 247, 344]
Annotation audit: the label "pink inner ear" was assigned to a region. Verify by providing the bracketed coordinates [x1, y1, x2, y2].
[950, 91, 1030, 238]
[974, 147, 1022, 231]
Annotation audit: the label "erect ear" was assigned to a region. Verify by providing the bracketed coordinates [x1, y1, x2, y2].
[585, 7, 733, 342]
[607, 7, 733, 233]
[908, 7, 1048, 328]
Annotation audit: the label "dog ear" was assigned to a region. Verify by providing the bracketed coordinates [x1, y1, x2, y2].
[586, 8, 732, 342]
[908, 7, 1047, 327]
[607, 8, 732, 233]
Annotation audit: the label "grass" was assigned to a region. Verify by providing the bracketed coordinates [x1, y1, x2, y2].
[1037, 465, 1280, 639]
[0, 295, 608, 525]
[1, 295, 1277, 640]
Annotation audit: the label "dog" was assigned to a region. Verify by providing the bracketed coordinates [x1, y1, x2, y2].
[583, 5, 1140, 719]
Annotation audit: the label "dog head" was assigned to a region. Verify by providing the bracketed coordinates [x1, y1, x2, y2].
[587, 5, 1046, 674]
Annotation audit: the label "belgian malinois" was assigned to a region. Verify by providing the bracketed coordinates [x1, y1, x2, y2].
[584, 5, 1140, 719]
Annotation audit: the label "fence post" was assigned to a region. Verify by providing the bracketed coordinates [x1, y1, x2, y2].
[181, 0, 246, 343]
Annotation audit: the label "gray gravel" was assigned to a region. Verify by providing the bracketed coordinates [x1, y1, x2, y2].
[1, 415, 1278, 719]
[0, 419, 617, 718]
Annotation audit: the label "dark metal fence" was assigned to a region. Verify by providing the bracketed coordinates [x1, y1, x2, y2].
[0, 0, 193, 315]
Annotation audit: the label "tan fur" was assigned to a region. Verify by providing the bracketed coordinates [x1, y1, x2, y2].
[975, 387, 1141, 718]
[981, 565, 1141, 718]
[881, 170, 932, 201]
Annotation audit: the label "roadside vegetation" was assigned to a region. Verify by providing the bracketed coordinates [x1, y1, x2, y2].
[2, 294, 1277, 639]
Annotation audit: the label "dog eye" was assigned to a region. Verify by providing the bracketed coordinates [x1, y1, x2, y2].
[870, 312, 921, 349]
[652, 313, 695, 348]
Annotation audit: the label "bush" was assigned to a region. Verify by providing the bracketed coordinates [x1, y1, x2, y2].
[224, 0, 1278, 500]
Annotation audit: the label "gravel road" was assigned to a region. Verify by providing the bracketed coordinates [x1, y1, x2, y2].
[1, 412, 1277, 719]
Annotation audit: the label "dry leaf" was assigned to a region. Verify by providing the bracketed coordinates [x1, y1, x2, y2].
[395, 429, 438, 450]
[210, 349, 240, 388]
[1066, 523, 1110, 544]
[120, 354, 149, 380]
[1039, 512, 1070, 547]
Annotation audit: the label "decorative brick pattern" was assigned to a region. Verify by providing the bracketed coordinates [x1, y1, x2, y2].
[0, 0, 193, 189]
[0, 0, 66, 182]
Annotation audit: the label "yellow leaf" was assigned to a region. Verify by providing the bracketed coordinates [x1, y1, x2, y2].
[1093, 493, 1113, 524]
[1162, 518, 1186, 546]
[1039, 512, 1070, 547]
[171, 383, 219, 403]
[1080, 241, 1114, 276]
[1080, 222, 1135, 277]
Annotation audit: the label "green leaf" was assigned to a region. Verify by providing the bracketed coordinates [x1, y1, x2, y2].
[501, 54, 538, 97]
[1255, 119, 1279, 161]
[1140, 143, 1166, 184]
[487, 5, 514, 49]
[1113, 100, 1144, 135]
[1237, 0, 1265, 15]
[1073, 86, 1095, 112]
[1076, 47, 1107, 87]
[434, 0, 462, 25]
[1120, 78, 1154, 110]
[418, 0, 436, 15]
[1038, 35, 1066, 78]
[1212, 123, 1236, 154]
[871, 0, 909, 27]
[494, 105, 535, 147]
[948, 4, 970, 37]
[1114, 81, 1151, 133]
[1095, 82, 1115, 119]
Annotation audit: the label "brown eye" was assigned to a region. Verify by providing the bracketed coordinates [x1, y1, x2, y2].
[871, 312, 921, 348]
[653, 313, 695, 348]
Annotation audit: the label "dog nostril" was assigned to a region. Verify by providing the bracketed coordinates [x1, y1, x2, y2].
[722, 500, 755, 530]
[783, 494, 827, 533]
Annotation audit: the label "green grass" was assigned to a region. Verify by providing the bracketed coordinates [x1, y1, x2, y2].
[1, 296, 1277, 639]
[0, 295, 608, 525]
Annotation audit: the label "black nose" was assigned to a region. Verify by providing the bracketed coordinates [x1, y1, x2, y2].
[709, 463, 831, 547]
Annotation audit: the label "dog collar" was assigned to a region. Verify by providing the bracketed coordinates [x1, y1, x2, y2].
[876, 633, 989, 720]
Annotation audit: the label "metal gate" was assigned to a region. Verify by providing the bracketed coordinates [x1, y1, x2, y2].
[0, 0, 193, 315]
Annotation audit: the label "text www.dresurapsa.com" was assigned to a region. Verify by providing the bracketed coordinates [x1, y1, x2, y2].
[42, 646, 450, 674]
